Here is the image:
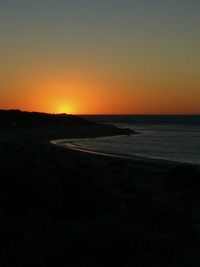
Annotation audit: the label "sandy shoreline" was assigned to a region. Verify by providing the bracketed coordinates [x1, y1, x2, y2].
[1, 111, 200, 265]
[1, 125, 200, 265]
[51, 138, 132, 160]
[50, 136, 200, 167]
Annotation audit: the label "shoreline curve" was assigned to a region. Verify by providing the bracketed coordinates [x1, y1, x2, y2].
[50, 139, 132, 160]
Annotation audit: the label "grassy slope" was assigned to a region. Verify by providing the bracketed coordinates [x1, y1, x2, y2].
[0, 126, 200, 266]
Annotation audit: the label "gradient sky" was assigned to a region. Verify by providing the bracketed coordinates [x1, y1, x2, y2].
[0, 0, 200, 114]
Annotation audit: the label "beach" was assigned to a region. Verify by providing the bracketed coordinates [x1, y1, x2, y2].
[1, 0, 200, 265]
[51, 119, 200, 166]
[51, 138, 132, 159]
[0, 120, 200, 266]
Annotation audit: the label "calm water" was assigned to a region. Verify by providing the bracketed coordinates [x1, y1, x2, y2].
[73, 117, 200, 165]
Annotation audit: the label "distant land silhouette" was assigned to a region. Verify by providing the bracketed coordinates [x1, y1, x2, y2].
[0, 110, 133, 138]
[0, 110, 93, 127]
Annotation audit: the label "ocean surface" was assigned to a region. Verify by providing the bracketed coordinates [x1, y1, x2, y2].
[73, 116, 200, 165]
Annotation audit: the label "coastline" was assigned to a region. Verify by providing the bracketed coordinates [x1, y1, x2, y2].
[50, 136, 200, 167]
[50, 138, 132, 160]
[1, 124, 200, 265]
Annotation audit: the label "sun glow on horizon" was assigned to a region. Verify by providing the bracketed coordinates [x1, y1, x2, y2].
[54, 102, 77, 115]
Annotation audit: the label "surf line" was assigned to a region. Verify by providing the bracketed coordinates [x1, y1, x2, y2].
[50, 139, 132, 160]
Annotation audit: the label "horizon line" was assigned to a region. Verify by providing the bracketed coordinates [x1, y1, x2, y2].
[1, 109, 200, 116]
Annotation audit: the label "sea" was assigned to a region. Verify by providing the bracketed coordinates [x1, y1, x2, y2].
[76, 116, 200, 165]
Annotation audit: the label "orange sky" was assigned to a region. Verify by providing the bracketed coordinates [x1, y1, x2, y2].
[1, 65, 199, 114]
[0, 1, 200, 114]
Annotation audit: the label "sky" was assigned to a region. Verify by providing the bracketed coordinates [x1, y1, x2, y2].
[0, 0, 200, 114]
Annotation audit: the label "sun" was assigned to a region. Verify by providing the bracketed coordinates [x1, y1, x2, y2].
[55, 102, 75, 114]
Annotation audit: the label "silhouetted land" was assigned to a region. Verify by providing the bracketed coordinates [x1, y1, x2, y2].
[0, 110, 200, 266]
[0, 110, 133, 138]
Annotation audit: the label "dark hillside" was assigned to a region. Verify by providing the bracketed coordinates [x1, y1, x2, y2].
[0, 110, 93, 127]
[0, 110, 133, 139]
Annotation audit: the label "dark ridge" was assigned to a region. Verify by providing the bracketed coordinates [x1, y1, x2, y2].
[0, 110, 134, 137]
[0, 110, 93, 128]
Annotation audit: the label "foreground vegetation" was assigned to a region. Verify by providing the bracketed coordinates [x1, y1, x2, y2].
[0, 122, 200, 266]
